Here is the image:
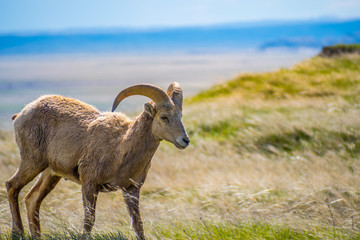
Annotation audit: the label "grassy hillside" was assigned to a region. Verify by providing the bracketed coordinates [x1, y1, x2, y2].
[0, 52, 360, 239]
[188, 53, 360, 102]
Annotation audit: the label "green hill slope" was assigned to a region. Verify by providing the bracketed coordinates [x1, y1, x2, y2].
[188, 52, 360, 103]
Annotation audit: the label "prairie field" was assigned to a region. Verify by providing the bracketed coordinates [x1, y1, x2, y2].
[0, 53, 360, 239]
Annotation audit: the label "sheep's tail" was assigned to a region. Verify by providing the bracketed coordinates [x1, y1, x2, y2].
[12, 114, 18, 121]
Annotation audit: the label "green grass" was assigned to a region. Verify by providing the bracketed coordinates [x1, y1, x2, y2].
[1, 222, 358, 240]
[186, 103, 360, 158]
[151, 221, 359, 240]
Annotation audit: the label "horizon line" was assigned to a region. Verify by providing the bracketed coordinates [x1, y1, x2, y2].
[1, 16, 359, 36]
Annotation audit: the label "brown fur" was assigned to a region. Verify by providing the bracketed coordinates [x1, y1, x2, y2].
[6, 88, 189, 239]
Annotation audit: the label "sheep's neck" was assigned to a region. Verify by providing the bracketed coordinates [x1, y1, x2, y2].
[117, 112, 160, 188]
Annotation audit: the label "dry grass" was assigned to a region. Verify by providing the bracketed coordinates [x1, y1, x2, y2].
[0, 53, 360, 239]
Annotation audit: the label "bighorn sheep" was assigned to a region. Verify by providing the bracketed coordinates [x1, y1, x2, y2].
[6, 82, 190, 239]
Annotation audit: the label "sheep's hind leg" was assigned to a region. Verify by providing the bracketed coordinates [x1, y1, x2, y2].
[6, 161, 46, 237]
[25, 168, 61, 237]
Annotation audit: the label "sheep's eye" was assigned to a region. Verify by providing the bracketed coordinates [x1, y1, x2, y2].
[161, 116, 169, 122]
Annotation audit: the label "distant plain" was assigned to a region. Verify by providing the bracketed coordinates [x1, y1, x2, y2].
[0, 48, 316, 129]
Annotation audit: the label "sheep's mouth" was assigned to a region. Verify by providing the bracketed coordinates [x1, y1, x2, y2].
[174, 141, 188, 149]
[174, 135, 190, 149]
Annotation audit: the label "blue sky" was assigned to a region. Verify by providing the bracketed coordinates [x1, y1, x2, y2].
[1, 0, 360, 33]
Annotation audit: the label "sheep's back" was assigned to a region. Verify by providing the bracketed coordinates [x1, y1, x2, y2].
[13, 95, 100, 169]
[15, 95, 99, 125]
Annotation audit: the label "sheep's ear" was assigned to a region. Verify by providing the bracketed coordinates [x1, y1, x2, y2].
[144, 103, 156, 117]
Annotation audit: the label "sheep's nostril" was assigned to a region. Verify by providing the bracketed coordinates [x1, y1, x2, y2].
[183, 137, 190, 145]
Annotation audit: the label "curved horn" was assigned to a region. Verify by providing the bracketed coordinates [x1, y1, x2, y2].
[112, 84, 171, 112]
[167, 82, 183, 108]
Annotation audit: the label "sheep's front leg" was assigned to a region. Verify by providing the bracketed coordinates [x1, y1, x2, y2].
[81, 183, 99, 235]
[123, 185, 145, 240]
